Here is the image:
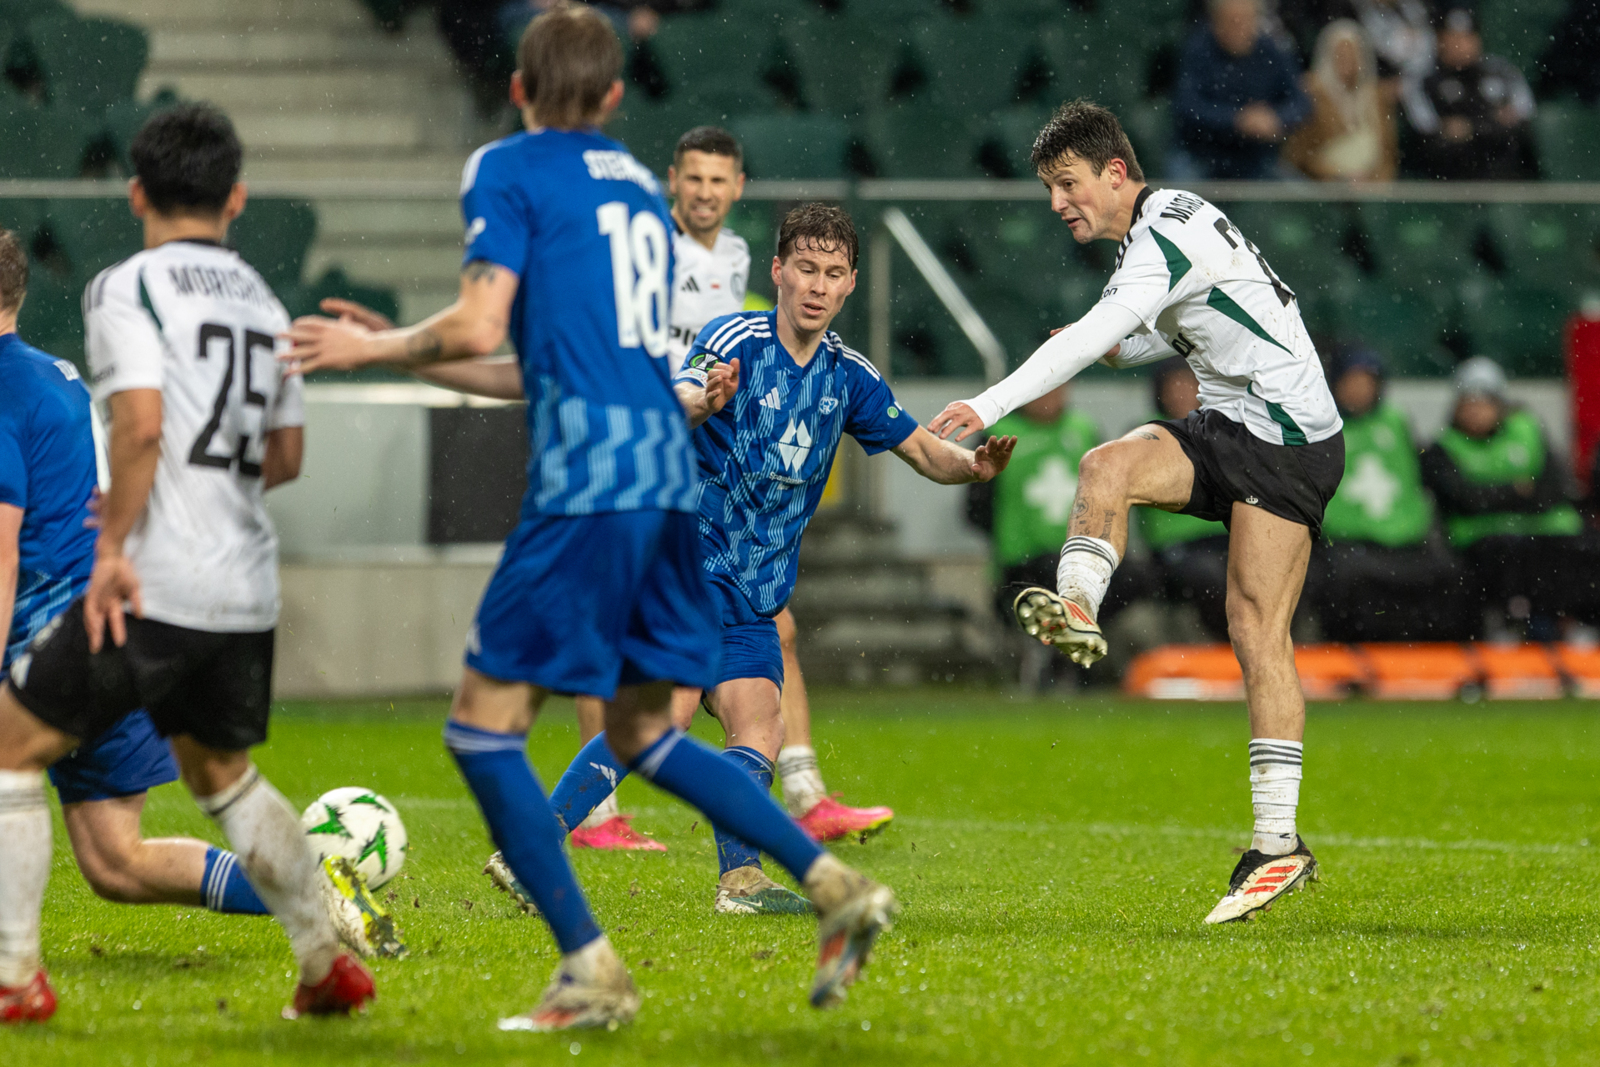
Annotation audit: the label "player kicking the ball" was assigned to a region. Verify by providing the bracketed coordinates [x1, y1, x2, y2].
[285, 5, 895, 1030]
[931, 101, 1344, 925]
[0, 105, 376, 1023]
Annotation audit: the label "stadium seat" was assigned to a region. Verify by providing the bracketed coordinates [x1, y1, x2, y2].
[1293, 644, 1371, 701]
[1457, 278, 1570, 376]
[1469, 642, 1563, 700]
[731, 113, 851, 180]
[0, 95, 90, 178]
[642, 10, 780, 115]
[611, 96, 737, 176]
[1534, 103, 1600, 182]
[0, 196, 46, 242]
[1476, 0, 1569, 75]
[1122, 644, 1244, 700]
[1360, 643, 1480, 700]
[1553, 643, 1600, 698]
[284, 266, 401, 326]
[230, 197, 318, 293]
[1340, 280, 1453, 375]
[910, 15, 1038, 116]
[26, 14, 147, 116]
[15, 269, 83, 362]
[41, 197, 140, 277]
[859, 102, 984, 179]
[779, 15, 911, 117]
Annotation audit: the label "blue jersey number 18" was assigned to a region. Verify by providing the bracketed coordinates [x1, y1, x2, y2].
[597, 201, 670, 357]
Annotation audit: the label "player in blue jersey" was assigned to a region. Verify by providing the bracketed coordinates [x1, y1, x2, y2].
[284, 5, 896, 1030]
[540, 203, 1016, 912]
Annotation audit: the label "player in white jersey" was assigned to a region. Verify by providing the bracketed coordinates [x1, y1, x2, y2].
[932, 101, 1345, 925]
[0, 105, 376, 1021]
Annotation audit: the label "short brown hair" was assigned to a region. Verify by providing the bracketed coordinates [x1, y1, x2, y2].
[0, 230, 26, 313]
[777, 203, 858, 268]
[517, 2, 623, 130]
[1030, 99, 1145, 183]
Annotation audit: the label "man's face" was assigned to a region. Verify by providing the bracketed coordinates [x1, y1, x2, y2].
[1038, 155, 1125, 244]
[1020, 385, 1068, 424]
[668, 150, 745, 239]
[1212, 0, 1260, 57]
[1437, 27, 1481, 70]
[1334, 367, 1379, 417]
[771, 239, 856, 334]
[1454, 395, 1502, 438]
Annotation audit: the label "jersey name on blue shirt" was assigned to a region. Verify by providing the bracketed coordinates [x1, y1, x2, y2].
[460, 128, 697, 516]
[0, 333, 99, 663]
[673, 311, 916, 614]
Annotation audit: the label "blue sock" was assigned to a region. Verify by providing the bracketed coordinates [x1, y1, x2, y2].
[444, 721, 601, 953]
[630, 730, 824, 881]
[713, 747, 773, 876]
[201, 847, 270, 915]
[549, 731, 630, 833]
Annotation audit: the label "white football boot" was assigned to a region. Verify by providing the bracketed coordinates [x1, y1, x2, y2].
[803, 854, 897, 1008]
[1012, 586, 1108, 666]
[498, 938, 639, 1032]
[1204, 837, 1319, 924]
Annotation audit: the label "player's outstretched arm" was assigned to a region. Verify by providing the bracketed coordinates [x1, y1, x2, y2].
[675, 357, 741, 428]
[85, 389, 161, 651]
[319, 298, 527, 400]
[891, 426, 1017, 485]
[262, 427, 304, 490]
[282, 261, 519, 375]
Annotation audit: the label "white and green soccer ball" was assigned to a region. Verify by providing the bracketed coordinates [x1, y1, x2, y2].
[300, 787, 408, 888]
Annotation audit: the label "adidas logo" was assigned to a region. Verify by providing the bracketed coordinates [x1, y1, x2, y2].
[681, 276, 700, 292]
[758, 387, 782, 410]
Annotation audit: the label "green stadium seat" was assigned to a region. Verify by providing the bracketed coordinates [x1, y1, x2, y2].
[0, 96, 90, 177]
[1479, 203, 1600, 295]
[27, 14, 147, 115]
[1357, 203, 1479, 281]
[911, 15, 1038, 116]
[231, 198, 318, 293]
[1476, 0, 1567, 74]
[1036, 19, 1148, 115]
[1535, 103, 1600, 182]
[0, 197, 46, 242]
[0, 0, 68, 22]
[981, 105, 1052, 178]
[643, 10, 781, 115]
[1339, 280, 1452, 375]
[1457, 278, 1570, 376]
[283, 266, 401, 325]
[859, 102, 984, 179]
[779, 16, 911, 116]
[16, 269, 84, 363]
[41, 197, 141, 277]
[731, 113, 850, 180]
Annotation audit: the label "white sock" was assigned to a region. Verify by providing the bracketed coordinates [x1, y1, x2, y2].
[579, 790, 620, 830]
[562, 934, 615, 981]
[0, 771, 50, 988]
[1056, 536, 1120, 616]
[1249, 739, 1303, 856]
[196, 766, 339, 984]
[777, 745, 827, 816]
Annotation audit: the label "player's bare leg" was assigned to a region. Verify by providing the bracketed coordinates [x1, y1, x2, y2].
[63, 795, 208, 905]
[773, 610, 894, 841]
[564, 695, 661, 851]
[1014, 425, 1192, 664]
[1203, 504, 1318, 924]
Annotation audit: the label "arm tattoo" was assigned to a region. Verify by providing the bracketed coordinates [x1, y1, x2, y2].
[1099, 510, 1115, 538]
[403, 328, 444, 364]
[463, 261, 502, 284]
[1131, 429, 1160, 441]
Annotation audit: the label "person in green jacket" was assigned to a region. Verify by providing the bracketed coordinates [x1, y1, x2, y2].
[1306, 345, 1469, 641]
[1420, 356, 1583, 637]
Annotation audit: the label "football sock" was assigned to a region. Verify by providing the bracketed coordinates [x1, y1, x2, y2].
[549, 731, 629, 834]
[445, 721, 602, 954]
[1056, 535, 1120, 615]
[0, 771, 49, 988]
[201, 846, 270, 915]
[629, 729, 823, 881]
[713, 747, 775, 875]
[1248, 738, 1303, 856]
[777, 744, 827, 816]
[580, 791, 621, 831]
[195, 766, 340, 984]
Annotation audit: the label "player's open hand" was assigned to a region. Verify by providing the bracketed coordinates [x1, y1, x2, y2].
[929, 401, 985, 442]
[703, 357, 740, 416]
[320, 297, 395, 332]
[280, 316, 376, 375]
[84, 552, 142, 654]
[970, 434, 1017, 481]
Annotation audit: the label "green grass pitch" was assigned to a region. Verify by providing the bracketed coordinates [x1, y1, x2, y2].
[7, 690, 1600, 1066]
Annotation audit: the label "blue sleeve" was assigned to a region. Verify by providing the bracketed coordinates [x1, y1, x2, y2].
[1172, 32, 1240, 134]
[843, 358, 917, 456]
[0, 416, 26, 510]
[460, 148, 530, 275]
[672, 314, 744, 388]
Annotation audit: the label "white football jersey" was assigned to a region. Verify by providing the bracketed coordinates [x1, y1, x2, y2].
[1104, 188, 1342, 446]
[668, 226, 749, 374]
[84, 240, 304, 632]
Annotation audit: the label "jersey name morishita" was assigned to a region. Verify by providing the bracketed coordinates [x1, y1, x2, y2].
[1103, 187, 1342, 447]
[461, 128, 698, 518]
[674, 310, 916, 615]
[668, 226, 749, 375]
[84, 239, 304, 632]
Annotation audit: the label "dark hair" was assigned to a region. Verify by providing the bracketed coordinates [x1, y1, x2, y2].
[130, 103, 243, 215]
[674, 126, 743, 170]
[0, 230, 26, 313]
[1030, 99, 1145, 183]
[518, 2, 623, 129]
[777, 202, 858, 268]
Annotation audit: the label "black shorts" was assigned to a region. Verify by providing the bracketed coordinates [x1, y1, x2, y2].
[7, 599, 275, 752]
[1153, 409, 1345, 538]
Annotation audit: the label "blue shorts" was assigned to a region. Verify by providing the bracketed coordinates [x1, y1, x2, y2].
[466, 510, 720, 699]
[47, 710, 179, 805]
[708, 579, 783, 689]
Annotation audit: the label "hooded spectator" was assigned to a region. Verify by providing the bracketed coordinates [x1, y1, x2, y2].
[1285, 20, 1398, 181]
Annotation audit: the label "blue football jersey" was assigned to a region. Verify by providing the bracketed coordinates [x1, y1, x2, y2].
[460, 128, 697, 516]
[674, 311, 916, 614]
[0, 332, 98, 665]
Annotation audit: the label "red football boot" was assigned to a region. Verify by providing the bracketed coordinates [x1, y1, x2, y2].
[569, 814, 667, 852]
[283, 954, 376, 1019]
[797, 795, 894, 842]
[0, 970, 56, 1023]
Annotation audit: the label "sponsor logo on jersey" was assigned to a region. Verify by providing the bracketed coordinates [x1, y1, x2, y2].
[759, 387, 782, 410]
[681, 276, 700, 292]
[887, 405, 900, 418]
[776, 419, 812, 474]
[818, 397, 839, 414]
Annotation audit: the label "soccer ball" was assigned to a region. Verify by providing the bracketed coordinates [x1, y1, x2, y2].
[301, 787, 408, 888]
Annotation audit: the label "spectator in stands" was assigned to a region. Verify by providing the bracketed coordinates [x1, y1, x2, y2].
[1421, 356, 1583, 637]
[1136, 359, 1230, 640]
[1306, 344, 1467, 640]
[1285, 20, 1398, 181]
[1410, 8, 1539, 181]
[1171, 0, 1312, 180]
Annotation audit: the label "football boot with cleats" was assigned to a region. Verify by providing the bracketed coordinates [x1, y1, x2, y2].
[803, 854, 897, 1008]
[1012, 586, 1108, 666]
[797, 795, 894, 843]
[1204, 836, 1319, 924]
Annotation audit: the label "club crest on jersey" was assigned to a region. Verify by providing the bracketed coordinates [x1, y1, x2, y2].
[818, 397, 839, 415]
[776, 419, 812, 474]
